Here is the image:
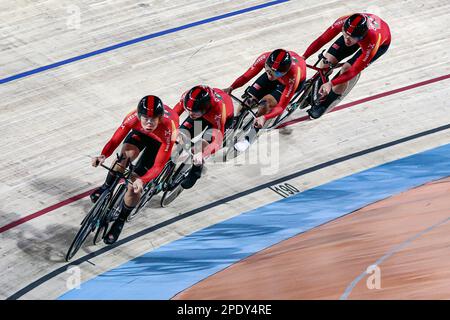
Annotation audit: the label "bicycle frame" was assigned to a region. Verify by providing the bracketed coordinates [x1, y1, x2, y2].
[306, 50, 343, 85]
[229, 93, 265, 131]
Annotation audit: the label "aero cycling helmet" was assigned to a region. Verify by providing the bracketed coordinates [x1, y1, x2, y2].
[343, 13, 369, 40]
[265, 49, 292, 77]
[137, 95, 164, 118]
[183, 85, 213, 115]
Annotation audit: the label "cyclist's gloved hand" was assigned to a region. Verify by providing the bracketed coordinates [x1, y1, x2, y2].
[192, 152, 203, 166]
[319, 81, 332, 98]
[254, 116, 266, 129]
[222, 87, 233, 94]
[92, 155, 106, 167]
[243, 95, 258, 108]
[133, 178, 144, 193]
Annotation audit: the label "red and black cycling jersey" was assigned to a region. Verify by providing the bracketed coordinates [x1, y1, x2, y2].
[303, 13, 391, 85]
[100, 106, 179, 183]
[229, 51, 306, 120]
[173, 88, 234, 158]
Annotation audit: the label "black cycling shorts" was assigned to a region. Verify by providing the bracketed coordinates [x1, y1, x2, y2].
[246, 72, 303, 103]
[246, 72, 284, 102]
[327, 35, 390, 66]
[123, 130, 162, 177]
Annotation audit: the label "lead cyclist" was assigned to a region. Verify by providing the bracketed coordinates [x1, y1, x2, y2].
[301, 13, 391, 119]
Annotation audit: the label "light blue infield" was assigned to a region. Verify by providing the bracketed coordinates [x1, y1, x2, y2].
[60, 142, 450, 299]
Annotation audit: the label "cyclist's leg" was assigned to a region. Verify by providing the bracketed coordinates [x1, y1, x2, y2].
[256, 79, 285, 124]
[171, 117, 196, 165]
[331, 42, 389, 103]
[246, 72, 279, 107]
[123, 138, 161, 209]
[324, 35, 359, 64]
[243, 72, 280, 128]
[308, 36, 359, 119]
[179, 116, 211, 154]
[179, 117, 211, 189]
[256, 93, 279, 117]
[105, 137, 161, 244]
[331, 47, 363, 95]
[231, 73, 278, 151]
[91, 130, 143, 203]
[234, 86, 281, 151]
[331, 40, 387, 96]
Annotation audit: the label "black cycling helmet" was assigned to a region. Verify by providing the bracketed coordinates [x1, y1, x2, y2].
[137, 95, 164, 118]
[265, 49, 292, 77]
[343, 13, 369, 40]
[183, 85, 213, 115]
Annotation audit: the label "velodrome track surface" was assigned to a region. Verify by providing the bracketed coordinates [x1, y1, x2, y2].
[1, 0, 450, 299]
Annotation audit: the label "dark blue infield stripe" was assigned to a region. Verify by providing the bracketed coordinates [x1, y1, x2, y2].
[0, 0, 289, 85]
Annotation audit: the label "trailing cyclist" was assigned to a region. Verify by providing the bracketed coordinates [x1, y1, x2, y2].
[223, 48, 306, 151]
[301, 13, 391, 119]
[90, 95, 179, 244]
[172, 85, 235, 189]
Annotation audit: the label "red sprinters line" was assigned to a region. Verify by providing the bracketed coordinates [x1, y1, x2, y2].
[1, 74, 449, 234]
[0, 189, 95, 233]
[277, 73, 450, 128]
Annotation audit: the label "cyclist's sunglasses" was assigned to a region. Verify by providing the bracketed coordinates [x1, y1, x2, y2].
[342, 28, 364, 41]
[183, 105, 206, 117]
[265, 63, 286, 78]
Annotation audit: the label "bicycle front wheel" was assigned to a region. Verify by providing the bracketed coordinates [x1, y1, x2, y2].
[93, 184, 126, 245]
[161, 183, 184, 208]
[66, 190, 111, 261]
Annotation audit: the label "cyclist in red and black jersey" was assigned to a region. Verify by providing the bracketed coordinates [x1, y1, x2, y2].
[302, 13, 391, 118]
[91, 95, 179, 244]
[223, 48, 306, 150]
[173, 85, 234, 189]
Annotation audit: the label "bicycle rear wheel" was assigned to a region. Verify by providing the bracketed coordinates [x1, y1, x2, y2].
[66, 190, 111, 261]
[160, 163, 189, 207]
[161, 184, 184, 207]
